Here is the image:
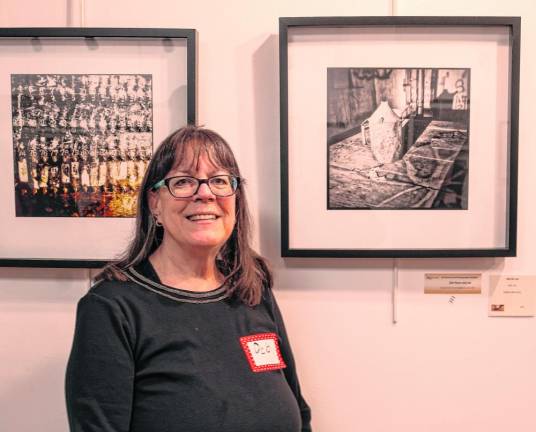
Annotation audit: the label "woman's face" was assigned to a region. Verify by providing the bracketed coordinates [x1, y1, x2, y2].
[149, 149, 236, 254]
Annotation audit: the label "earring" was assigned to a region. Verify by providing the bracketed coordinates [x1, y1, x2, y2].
[153, 213, 163, 227]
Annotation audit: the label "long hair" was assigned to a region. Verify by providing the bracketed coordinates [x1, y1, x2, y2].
[97, 125, 271, 306]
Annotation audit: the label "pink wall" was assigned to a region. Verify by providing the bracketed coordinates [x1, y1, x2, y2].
[1, 1, 536, 431]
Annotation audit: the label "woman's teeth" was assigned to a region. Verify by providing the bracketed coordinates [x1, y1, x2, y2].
[188, 214, 217, 221]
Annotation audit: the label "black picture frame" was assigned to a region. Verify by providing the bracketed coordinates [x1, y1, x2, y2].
[0, 27, 197, 268]
[280, 16, 520, 258]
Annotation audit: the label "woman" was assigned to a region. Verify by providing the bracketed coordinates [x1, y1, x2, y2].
[65, 125, 312, 432]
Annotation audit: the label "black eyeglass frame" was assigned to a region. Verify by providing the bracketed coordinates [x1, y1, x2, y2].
[152, 175, 241, 198]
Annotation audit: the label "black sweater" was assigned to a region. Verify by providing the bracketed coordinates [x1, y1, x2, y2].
[65, 261, 311, 432]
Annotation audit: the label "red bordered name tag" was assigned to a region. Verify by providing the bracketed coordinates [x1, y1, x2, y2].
[239, 332, 286, 373]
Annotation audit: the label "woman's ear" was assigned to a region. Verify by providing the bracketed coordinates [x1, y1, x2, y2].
[147, 190, 160, 216]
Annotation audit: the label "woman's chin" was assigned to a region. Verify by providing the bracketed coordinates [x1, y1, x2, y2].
[185, 234, 227, 250]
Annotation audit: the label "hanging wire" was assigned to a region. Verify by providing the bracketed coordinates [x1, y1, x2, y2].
[390, 0, 398, 325]
[80, 0, 86, 27]
[390, 0, 396, 16]
[392, 259, 398, 324]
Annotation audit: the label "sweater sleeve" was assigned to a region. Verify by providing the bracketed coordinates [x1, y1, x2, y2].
[264, 288, 312, 432]
[65, 292, 135, 432]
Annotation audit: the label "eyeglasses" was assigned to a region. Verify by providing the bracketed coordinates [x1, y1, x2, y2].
[152, 175, 240, 198]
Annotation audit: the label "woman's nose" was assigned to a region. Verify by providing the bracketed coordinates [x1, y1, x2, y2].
[194, 181, 215, 200]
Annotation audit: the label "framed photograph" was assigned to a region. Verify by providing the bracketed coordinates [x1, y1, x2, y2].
[0, 28, 196, 267]
[280, 17, 520, 258]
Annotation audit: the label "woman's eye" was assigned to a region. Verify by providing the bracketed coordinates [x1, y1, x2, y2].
[173, 178, 195, 188]
[211, 177, 229, 186]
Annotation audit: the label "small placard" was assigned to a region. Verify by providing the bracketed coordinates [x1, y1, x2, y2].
[239, 333, 286, 373]
[424, 273, 482, 294]
[489, 275, 536, 317]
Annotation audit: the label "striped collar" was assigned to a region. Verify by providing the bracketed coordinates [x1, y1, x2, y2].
[122, 264, 230, 304]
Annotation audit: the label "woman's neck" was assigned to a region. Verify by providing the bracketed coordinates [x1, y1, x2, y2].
[149, 241, 223, 292]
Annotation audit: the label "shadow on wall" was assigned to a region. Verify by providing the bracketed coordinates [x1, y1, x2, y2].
[252, 34, 280, 262]
[0, 358, 70, 432]
[0, 267, 90, 303]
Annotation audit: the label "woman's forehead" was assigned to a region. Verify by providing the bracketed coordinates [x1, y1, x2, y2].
[171, 147, 227, 174]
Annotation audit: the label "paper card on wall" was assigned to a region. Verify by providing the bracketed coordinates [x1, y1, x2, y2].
[488, 275, 536, 317]
[424, 273, 482, 294]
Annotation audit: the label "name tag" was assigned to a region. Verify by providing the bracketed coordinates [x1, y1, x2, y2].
[239, 333, 286, 373]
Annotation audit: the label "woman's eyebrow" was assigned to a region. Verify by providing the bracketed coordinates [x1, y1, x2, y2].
[171, 168, 229, 177]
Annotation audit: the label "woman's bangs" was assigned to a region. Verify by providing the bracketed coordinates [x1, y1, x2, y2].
[172, 135, 236, 175]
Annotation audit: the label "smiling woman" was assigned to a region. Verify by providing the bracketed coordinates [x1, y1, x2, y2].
[65, 125, 312, 432]
[147, 146, 238, 290]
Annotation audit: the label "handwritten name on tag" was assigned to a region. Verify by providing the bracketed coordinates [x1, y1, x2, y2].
[239, 333, 286, 373]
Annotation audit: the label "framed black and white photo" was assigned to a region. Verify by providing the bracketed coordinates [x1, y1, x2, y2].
[0, 28, 196, 267]
[280, 17, 520, 258]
